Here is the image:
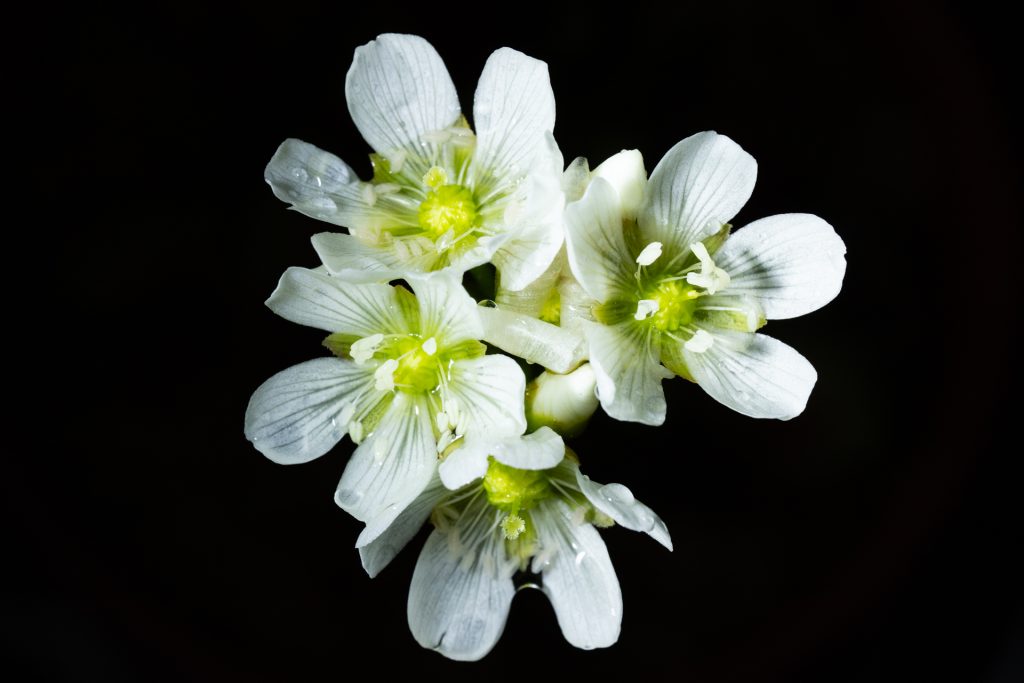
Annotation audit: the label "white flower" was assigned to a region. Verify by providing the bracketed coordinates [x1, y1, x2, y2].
[563, 133, 847, 424]
[358, 429, 672, 661]
[264, 33, 564, 291]
[243, 268, 526, 525]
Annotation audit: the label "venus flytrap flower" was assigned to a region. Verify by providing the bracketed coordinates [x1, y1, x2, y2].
[564, 132, 847, 424]
[244, 268, 526, 526]
[357, 429, 671, 661]
[264, 33, 564, 291]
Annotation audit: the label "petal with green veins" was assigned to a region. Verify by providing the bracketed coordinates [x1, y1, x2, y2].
[592, 149, 647, 220]
[310, 232, 406, 283]
[564, 177, 635, 302]
[585, 321, 673, 426]
[357, 474, 447, 578]
[573, 466, 672, 550]
[442, 355, 527, 438]
[682, 330, 817, 420]
[346, 34, 461, 181]
[266, 267, 410, 336]
[471, 48, 555, 193]
[244, 358, 379, 464]
[407, 272, 484, 343]
[264, 139, 372, 227]
[714, 213, 847, 320]
[334, 392, 436, 522]
[534, 502, 622, 650]
[638, 131, 757, 257]
[408, 522, 515, 661]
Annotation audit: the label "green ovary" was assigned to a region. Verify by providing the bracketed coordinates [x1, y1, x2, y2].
[483, 458, 550, 512]
[378, 335, 443, 392]
[417, 184, 479, 238]
[648, 280, 700, 331]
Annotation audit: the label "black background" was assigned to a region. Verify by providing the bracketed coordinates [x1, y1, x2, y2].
[17, 1, 1021, 680]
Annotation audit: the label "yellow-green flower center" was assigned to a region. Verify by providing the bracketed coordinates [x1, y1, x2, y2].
[646, 280, 700, 331]
[418, 184, 479, 238]
[483, 457, 550, 512]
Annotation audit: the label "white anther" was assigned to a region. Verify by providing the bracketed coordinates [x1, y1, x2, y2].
[374, 182, 402, 196]
[436, 411, 450, 432]
[634, 299, 660, 321]
[421, 129, 452, 145]
[636, 241, 663, 266]
[374, 358, 399, 391]
[361, 183, 377, 207]
[421, 337, 438, 356]
[684, 329, 714, 353]
[685, 241, 731, 295]
[349, 421, 364, 444]
[384, 149, 407, 174]
[350, 333, 384, 364]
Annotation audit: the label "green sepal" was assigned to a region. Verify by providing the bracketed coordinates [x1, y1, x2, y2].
[323, 332, 359, 359]
[703, 222, 733, 256]
[443, 339, 487, 361]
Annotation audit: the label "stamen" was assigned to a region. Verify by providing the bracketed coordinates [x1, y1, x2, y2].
[422, 166, 449, 189]
[384, 149, 407, 174]
[349, 421, 364, 444]
[361, 183, 377, 207]
[350, 333, 384, 364]
[634, 299, 660, 321]
[374, 182, 402, 196]
[684, 329, 714, 353]
[636, 241, 663, 266]
[374, 359, 399, 391]
[685, 241, 731, 295]
[421, 129, 452, 145]
[421, 337, 438, 356]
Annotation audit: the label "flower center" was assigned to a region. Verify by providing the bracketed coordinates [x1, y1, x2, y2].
[483, 457, 550, 512]
[644, 280, 700, 332]
[349, 333, 442, 393]
[418, 184, 479, 239]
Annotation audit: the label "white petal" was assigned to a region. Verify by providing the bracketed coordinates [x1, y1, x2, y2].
[472, 47, 556, 189]
[490, 132, 566, 292]
[586, 322, 673, 426]
[408, 527, 515, 661]
[311, 232, 406, 283]
[477, 305, 586, 373]
[244, 358, 377, 464]
[407, 272, 485, 343]
[564, 177, 634, 302]
[526, 365, 600, 437]
[639, 131, 757, 255]
[574, 467, 672, 550]
[683, 331, 817, 420]
[494, 246, 565, 319]
[592, 149, 647, 220]
[535, 503, 622, 650]
[335, 393, 436, 522]
[561, 156, 591, 203]
[266, 267, 408, 335]
[489, 427, 564, 470]
[358, 475, 446, 578]
[264, 139, 370, 226]
[346, 34, 460, 180]
[715, 213, 847, 319]
[438, 438, 492, 490]
[444, 355, 527, 438]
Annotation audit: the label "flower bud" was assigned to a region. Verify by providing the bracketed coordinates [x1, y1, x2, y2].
[525, 364, 600, 437]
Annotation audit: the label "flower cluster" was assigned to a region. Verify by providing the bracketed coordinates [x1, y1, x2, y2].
[246, 33, 846, 660]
